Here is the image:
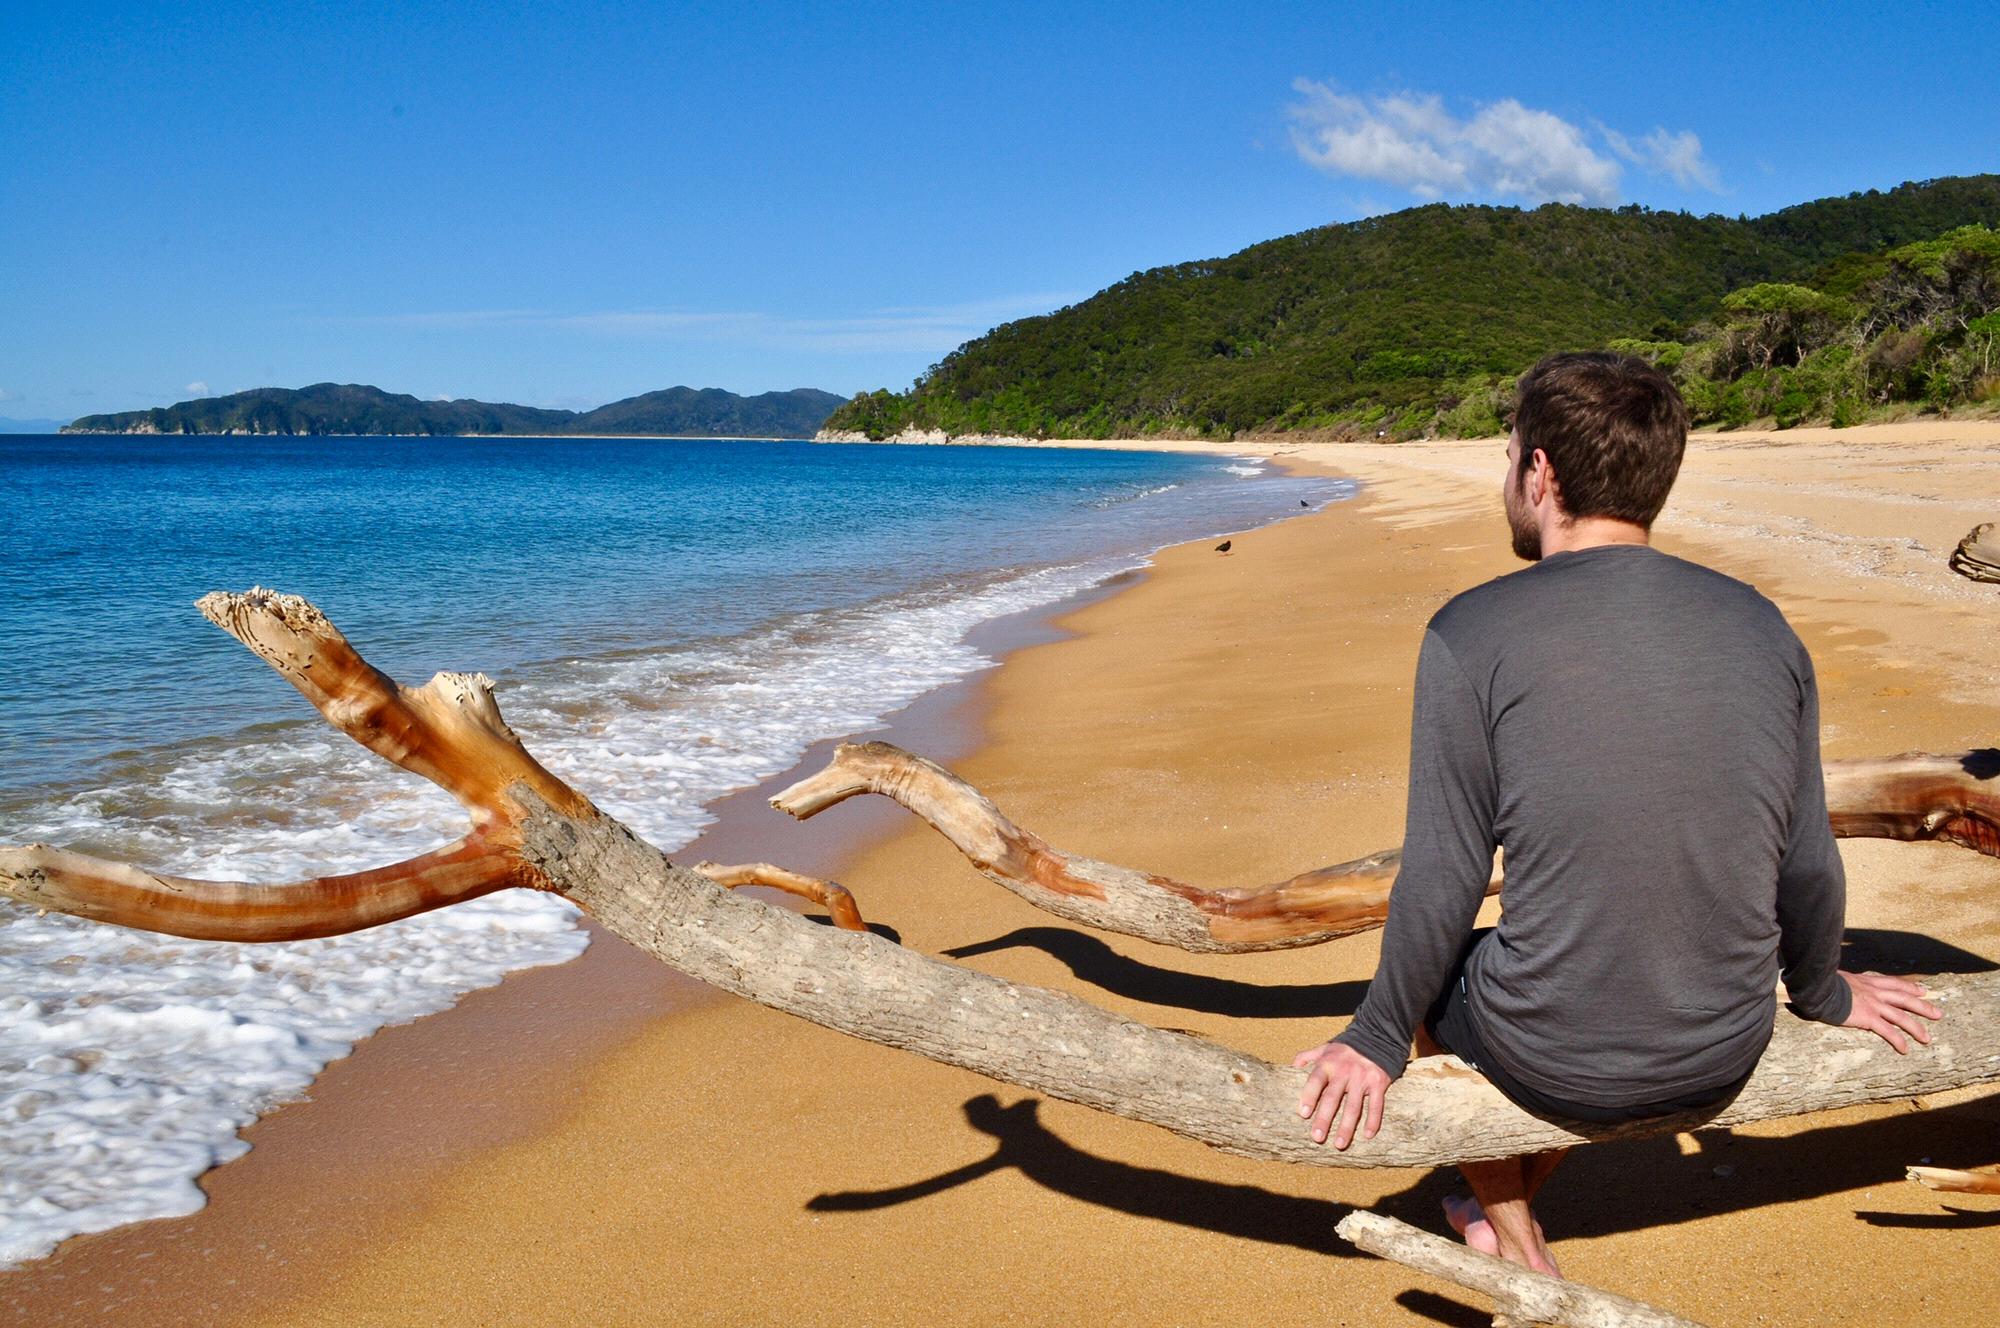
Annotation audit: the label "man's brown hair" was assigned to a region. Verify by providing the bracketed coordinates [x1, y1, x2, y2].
[1512, 351, 1689, 528]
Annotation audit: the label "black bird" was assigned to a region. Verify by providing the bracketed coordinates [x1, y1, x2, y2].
[1300, 499, 1310, 507]
[1214, 539, 1233, 555]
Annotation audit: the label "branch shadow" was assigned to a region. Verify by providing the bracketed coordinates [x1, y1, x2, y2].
[944, 926, 1370, 1019]
[802, 913, 903, 946]
[1838, 928, 1997, 975]
[1855, 1206, 2000, 1229]
[808, 1091, 2000, 1254]
[808, 1094, 1380, 1255]
[935, 930, 1988, 1023]
[1395, 1290, 1494, 1328]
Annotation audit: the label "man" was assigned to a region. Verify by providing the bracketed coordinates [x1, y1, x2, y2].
[1292, 351, 1941, 1276]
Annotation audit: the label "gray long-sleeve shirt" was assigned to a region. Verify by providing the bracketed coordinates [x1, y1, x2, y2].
[1335, 543, 1851, 1108]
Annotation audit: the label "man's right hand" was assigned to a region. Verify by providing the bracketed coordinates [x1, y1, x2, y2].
[1838, 969, 1943, 1053]
[1292, 1039, 1392, 1149]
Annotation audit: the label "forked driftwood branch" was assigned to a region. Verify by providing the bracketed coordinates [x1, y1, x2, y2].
[773, 741, 2000, 953]
[772, 741, 1421, 952]
[1336, 1211, 1708, 1328]
[3, 590, 1999, 1178]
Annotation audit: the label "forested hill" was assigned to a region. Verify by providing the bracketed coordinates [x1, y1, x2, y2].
[824, 175, 2000, 440]
[65, 384, 847, 438]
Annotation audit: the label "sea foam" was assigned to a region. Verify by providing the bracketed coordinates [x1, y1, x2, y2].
[0, 556, 1156, 1266]
[0, 446, 1351, 1268]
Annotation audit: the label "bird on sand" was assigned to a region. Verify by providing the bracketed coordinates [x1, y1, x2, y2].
[1214, 539, 1233, 555]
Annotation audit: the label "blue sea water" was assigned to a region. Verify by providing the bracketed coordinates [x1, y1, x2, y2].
[0, 433, 1350, 1266]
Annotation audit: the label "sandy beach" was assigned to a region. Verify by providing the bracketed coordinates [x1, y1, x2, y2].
[6, 422, 1998, 1326]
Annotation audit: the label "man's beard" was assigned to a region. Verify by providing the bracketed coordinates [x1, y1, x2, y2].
[1506, 475, 1541, 562]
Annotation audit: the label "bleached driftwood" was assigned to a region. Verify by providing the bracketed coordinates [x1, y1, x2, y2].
[3, 590, 1998, 1173]
[773, 741, 2000, 953]
[1335, 1211, 1708, 1328]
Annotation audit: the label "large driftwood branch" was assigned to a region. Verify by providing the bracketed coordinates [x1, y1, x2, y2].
[3, 591, 1999, 1174]
[1335, 1211, 1708, 1328]
[772, 741, 2000, 954]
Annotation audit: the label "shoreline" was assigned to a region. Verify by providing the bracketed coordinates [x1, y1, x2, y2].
[6, 423, 1998, 1325]
[0, 472, 1283, 1319]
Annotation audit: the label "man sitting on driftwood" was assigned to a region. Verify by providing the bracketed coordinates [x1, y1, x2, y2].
[1292, 351, 1944, 1275]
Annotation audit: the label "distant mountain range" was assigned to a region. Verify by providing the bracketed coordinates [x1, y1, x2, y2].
[64, 383, 848, 438]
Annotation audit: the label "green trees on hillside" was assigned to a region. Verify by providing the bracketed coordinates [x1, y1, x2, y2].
[822, 177, 2000, 440]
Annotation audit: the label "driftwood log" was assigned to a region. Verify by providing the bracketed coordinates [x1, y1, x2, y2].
[1951, 522, 2000, 584]
[2, 589, 1998, 1175]
[1336, 1212, 1708, 1328]
[773, 741, 2000, 953]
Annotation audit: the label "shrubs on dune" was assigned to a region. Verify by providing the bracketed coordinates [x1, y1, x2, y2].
[1601, 225, 2000, 430]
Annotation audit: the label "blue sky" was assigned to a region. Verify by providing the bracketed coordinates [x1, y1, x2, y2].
[2, 0, 1993, 421]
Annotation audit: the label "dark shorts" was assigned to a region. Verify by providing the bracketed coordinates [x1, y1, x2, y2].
[1421, 929, 1753, 1125]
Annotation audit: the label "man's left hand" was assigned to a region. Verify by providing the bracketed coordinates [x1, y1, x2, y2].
[1838, 969, 1942, 1053]
[1292, 1040, 1390, 1148]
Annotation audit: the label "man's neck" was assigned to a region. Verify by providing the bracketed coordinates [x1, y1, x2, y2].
[1539, 516, 1651, 558]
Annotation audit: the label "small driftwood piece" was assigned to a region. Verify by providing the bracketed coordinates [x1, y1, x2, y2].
[1950, 522, 2000, 584]
[773, 741, 2000, 954]
[1335, 1211, 1708, 1328]
[693, 861, 867, 932]
[1907, 1162, 2000, 1194]
[4, 590, 2000, 1174]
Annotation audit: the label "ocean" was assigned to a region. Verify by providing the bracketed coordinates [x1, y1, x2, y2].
[0, 434, 1351, 1265]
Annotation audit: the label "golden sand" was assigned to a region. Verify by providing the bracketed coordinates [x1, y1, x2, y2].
[5, 424, 1997, 1326]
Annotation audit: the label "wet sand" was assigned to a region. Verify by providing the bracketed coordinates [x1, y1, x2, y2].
[6, 424, 1998, 1326]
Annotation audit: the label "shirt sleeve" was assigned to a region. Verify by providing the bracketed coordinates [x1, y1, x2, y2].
[1775, 659, 1852, 1024]
[1334, 628, 1500, 1080]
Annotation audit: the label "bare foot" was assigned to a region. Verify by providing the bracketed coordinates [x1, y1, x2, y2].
[1528, 1228, 1562, 1279]
[1444, 1196, 1563, 1278]
[1442, 1194, 1500, 1256]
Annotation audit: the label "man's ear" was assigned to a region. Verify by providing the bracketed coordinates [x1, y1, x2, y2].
[1530, 447, 1557, 507]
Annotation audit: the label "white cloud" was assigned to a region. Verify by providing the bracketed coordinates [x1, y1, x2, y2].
[1601, 125, 1722, 191]
[362, 293, 1079, 357]
[185, 380, 209, 396]
[1288, 80, 1720, 204]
